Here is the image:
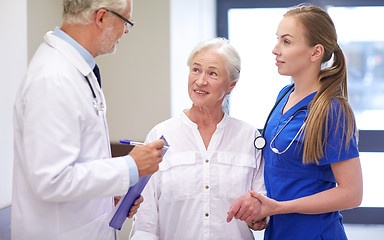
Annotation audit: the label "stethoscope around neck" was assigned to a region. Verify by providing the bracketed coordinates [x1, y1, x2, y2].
[85, 76, 105, 116]
[254, 84, 308, 154]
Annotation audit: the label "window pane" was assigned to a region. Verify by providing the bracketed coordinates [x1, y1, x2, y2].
[359, 152, 384, 207]
[328, 6, 384, 130]
[228, 8, 291, 128]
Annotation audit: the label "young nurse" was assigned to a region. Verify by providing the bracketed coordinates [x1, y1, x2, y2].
[227, 4, 363, 239]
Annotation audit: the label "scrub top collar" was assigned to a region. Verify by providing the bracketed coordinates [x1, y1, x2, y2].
[279, 86, 316, 119]
[52, 27, 95, 70]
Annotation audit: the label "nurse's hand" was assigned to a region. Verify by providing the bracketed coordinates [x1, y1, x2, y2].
[248, 191, 279, 221]
[127, 195, 144, 218]
[129, 139, 165, 176]
[227, 191, 262, 224]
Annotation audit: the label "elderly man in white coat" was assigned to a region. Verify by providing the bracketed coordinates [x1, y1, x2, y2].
[12, 0, 164, 239]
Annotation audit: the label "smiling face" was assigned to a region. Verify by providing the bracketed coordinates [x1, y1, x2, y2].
[272, 16, 315, 78]
[188, 49, 236, 111]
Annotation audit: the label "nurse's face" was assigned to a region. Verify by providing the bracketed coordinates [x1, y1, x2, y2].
[188, 49, 235, 110]
[272, 16, 314, 78]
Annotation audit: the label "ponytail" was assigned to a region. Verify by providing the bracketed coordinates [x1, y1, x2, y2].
[303, 44, 356, 164]
[285, 5, 357, 164]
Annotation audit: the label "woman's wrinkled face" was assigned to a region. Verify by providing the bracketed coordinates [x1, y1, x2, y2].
[188, 49, 235, 110]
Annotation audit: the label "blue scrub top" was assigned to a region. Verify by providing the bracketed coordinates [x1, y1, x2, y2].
[263, 85, 359, 240]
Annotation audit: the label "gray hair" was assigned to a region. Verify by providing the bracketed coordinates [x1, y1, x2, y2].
[187, 37, 241, 83]
[63, 0, 127, 24]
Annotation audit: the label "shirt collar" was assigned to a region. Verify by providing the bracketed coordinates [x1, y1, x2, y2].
[181, 110, 229, 129]
[52, 27, 95, 69]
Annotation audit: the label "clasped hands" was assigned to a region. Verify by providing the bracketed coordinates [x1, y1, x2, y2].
[227, 191, 277, 231]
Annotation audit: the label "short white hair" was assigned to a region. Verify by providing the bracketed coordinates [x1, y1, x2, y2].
[187, 37, 241, 83]
[63, 0, 127, 24]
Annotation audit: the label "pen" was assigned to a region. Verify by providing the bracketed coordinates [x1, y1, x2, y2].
[119, 140, 170, 149]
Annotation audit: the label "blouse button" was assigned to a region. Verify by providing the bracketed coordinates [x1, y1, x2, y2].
[205, 213, 209, 217]
[205, 185, 209, 189]
[205, 159, 209, 163]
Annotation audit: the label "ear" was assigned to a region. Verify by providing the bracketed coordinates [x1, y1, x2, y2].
[311, 44, 324, 62]
[94, 8, 108, 28]
[227, 81, 237, 94]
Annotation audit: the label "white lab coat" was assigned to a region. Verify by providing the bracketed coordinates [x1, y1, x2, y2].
[12, 32, 130, 240]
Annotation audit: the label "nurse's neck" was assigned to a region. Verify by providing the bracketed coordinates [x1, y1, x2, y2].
[291, 78, 320, 100]
[284, 79, 319, 113]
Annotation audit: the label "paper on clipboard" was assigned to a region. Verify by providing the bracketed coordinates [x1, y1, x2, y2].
[109, 136, 169, 230]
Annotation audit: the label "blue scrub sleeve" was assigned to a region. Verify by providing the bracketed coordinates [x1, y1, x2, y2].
[319, 100, 359, 166]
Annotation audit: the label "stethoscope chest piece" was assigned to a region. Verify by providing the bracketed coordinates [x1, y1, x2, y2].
[254, 136, 266, 150]
[86, 76, 105, 116]
[93, 99, 105, 116]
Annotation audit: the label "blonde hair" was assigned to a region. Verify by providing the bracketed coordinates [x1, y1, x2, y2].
[285, 5, 357, 164]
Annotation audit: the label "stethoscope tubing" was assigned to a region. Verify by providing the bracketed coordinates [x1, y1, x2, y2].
[85, 76, 104, 115]
[85, 76, 97, 99]
[268, 106, 307, 154]
[254, 84, 295, 150]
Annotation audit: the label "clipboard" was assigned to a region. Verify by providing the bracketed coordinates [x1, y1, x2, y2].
[109, 136, 169, 230]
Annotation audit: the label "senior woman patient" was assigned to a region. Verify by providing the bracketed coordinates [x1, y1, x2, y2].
[131, 38, 266, 240]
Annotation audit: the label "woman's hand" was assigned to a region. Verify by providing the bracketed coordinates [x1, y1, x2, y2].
[249, 217, 269, 231]
[248, 191, 279, 220]
[128, 195, 144, 218]
[227, 191, 262, 224]
[114, 195, 144, 218]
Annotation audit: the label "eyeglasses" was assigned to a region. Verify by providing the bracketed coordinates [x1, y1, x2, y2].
[105, 9, 135, 32]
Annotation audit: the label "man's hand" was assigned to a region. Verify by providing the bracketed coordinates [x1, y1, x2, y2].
[129, 139, 165, 176]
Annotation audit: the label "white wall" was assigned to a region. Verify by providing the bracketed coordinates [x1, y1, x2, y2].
[0, 0, 27, 209]
[99, 0, 171, 142]
[170, 0, 216, 116]
[27, 0, 62, 60]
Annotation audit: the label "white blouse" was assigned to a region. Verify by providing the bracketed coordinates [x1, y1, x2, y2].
[131, 112, 265, 240]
